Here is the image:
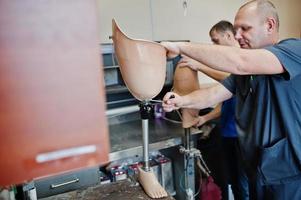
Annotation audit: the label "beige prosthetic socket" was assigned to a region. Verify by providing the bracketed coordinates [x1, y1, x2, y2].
[111, 19, 166, 101]
[173, 65, 200, 128]
[112, 19, 167, 198]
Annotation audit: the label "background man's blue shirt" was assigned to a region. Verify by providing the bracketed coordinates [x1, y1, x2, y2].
[220, 97, 237, 138]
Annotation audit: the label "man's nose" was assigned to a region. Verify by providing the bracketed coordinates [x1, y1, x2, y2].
[235, 29, 242, 40]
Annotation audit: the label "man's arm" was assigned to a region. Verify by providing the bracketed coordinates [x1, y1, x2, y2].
[196, 103, 222, 127]
[178, 56, 229, 81]
[162, 42, 284, 75]
[163, 83, 232, 111]
[197, 63, 229, 81]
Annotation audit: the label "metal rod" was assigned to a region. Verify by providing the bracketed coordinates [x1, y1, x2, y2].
[142, 119, 150, 171]
[183, 127, 194, 199]
[184, 128, 191, 150]
[150, 99, 163, 103]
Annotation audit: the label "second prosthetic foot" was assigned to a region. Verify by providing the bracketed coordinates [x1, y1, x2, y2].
[138, 167, 168, 199]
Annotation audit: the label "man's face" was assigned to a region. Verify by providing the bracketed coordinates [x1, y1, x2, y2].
[210, 30, 237, 47]
[234, 5, 269, 49]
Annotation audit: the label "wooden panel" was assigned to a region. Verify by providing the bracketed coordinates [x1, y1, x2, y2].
[0, 0, 109, 186]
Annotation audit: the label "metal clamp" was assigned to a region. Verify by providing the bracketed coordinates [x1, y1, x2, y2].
[179, 146, 211, 175]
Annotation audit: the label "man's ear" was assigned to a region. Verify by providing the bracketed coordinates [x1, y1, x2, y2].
[225, 32, 231, 39]
[266, 17, 277, 33]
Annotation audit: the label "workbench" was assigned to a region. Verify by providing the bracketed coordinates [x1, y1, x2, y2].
[40, 179, 175, 200]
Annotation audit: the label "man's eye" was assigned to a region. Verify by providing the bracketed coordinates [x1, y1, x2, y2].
[242, 26, 250, 31]
[212, 39, 218, 44]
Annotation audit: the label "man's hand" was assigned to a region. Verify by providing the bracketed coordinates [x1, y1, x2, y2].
[195, 116, 208, 127]
[160, 42, 181, 59]
[177, 55, 202, 71]
[162, 92, 182, 112]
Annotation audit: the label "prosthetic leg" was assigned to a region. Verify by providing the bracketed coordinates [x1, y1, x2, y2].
[173, 64, 200, 129]
[138, 101, 167, 198]
[112, 19, 167, 199]
[173, 64, 212, 199]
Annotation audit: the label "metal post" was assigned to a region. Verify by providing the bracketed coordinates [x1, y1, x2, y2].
[184, 128, 191, 150]
[139, 101, 153, 172]
[142, 118, 150, 171]
[183, 128, 195, 200]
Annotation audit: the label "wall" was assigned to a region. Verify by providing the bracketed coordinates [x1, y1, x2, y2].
[97, 0, 300, 42]
[97, 0, 153, 43]
[97, 0, 243, 43]
[270, 0, 301, 39]
[97, 0, 301, 84]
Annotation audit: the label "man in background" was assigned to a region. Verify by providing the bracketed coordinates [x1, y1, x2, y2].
[181, 20, 249, 200]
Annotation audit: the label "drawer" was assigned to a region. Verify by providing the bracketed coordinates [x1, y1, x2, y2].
[35, 167, 100, 198]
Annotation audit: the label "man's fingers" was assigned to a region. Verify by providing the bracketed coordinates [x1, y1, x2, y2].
[160, 42, 180, 58]
[177, 62, 189, 68]
[163, 92, 175, 101]
[162, 92, 181, 112]
[162, 105, 174, 112]
[162, 102, 177, 112]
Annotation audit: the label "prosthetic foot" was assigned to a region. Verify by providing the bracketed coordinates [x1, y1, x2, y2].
[138, 167, 168, 199]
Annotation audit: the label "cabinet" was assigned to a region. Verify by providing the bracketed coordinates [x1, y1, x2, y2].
[0, 0, 109, 187]
[35, 167, 100, 198]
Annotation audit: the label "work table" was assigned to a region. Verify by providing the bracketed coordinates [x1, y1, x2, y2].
[40, 179, 175, 200]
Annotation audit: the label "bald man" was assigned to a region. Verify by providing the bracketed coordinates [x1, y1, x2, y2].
[162, 1, 301, 199]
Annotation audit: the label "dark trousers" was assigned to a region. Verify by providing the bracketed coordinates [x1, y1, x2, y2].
[222, 137, 249, 200]
[198, 126, 249, 200]
[198, 125, 228, 200]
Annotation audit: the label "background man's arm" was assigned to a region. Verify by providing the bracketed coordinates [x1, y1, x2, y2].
[198, 64, 229, 81]
[196, 103, 222, 127]
[179, 56, 229, 81]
